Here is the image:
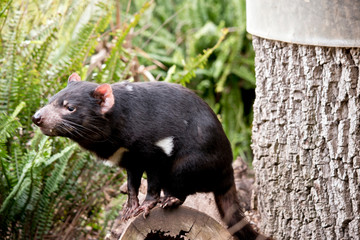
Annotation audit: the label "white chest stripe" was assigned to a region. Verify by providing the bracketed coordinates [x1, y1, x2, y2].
[105, 147, 129, 166]
[155, 137, 174, 156]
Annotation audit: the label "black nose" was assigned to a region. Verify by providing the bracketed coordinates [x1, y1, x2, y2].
[32, 111, 42, 126]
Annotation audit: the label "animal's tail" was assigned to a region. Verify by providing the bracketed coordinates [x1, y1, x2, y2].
[214, 184, 266, 240]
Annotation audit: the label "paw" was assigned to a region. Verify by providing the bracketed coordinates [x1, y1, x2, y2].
[133, 199, 158, 219]
[122, 199, 158, 220]
[121, 197, 139, 221]
[121, 204, 139, 221]
[160, 196, 184, 208]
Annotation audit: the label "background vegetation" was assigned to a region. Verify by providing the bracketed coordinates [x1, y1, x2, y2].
[0, 0, 255, 239]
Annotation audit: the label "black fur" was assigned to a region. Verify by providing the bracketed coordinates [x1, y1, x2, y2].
[33, 79, 261, 240]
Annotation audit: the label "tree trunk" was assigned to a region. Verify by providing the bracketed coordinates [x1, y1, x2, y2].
[251, 36, 360, 239]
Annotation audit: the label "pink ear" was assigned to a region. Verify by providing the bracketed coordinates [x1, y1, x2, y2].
[93, 84, 115, 114]
[68, 73, 82, 83]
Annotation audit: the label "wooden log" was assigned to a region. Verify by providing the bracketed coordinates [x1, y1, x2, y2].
[119, 206, 233, 240]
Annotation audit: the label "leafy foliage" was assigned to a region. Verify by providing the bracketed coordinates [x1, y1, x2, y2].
[0, 128, 76, 238]
[0, 114, 125, 239]
[172, 28, 229, 86]
[96, 1, 152, 83]
[0, 0, 115, 126]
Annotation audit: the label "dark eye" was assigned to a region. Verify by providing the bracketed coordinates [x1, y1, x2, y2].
[67, 106, 75, 112]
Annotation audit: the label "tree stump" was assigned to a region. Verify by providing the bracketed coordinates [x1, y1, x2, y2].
[119, 206, 233, 240]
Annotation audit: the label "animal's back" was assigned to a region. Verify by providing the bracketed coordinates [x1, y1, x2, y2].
[112, 81, 227, 143]
[113, 81, 234, 196]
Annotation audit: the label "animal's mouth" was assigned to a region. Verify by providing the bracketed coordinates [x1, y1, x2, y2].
[38, 126, 58, 136]
[32, 105, 64, 137]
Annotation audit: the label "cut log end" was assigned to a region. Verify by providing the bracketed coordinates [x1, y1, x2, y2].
[111, 206, 234, 240]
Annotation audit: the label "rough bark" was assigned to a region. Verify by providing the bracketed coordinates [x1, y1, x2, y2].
[251, 36, 360, 239]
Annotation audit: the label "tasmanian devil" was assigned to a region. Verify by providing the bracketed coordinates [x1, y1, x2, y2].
[32, 73, 262, 240]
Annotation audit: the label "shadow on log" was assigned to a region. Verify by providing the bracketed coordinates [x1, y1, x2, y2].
[118, 206, 233, 240]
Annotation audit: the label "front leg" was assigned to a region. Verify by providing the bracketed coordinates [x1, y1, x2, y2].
[122, 168, 143, 221]
[132, 169, 161, 219]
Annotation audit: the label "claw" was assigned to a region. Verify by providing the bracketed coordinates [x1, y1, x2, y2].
[121, 206, 137, 221]
[143, 211, 148, 219]
[121, 198, 139, 221]
[122, 199, 159, 220]
[143, 206, 151, 219]
[160, 196, 184, 208]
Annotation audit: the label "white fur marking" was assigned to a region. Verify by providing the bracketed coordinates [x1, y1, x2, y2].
[125, 85, 133, 91]
[107, 147, 129, 165]
[155, 137, 174, 156]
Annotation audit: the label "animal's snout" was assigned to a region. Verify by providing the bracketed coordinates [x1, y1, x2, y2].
[32, 111, 43, 126]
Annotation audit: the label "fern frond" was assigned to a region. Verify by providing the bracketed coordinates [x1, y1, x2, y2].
[0, 8, 22, 113]
[0, 102, 25, 143]
[49, 1, 113, 80]
[0, 102, 25, 196]
[96, 1, 153, 83]
[0, 135, 47, 213]
[0, 0, 13, 33]
[173, 28, 228, 86]
[51, 150, 87, 218]
[33, 144, 76, 239]
[99, 194, 127, 238]
[32, 30, 58, 74]
[0, 136, 76, 238]
[0, 0, 12, 18]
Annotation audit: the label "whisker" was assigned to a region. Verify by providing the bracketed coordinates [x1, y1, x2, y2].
[61, 121, 93, 139]
[61, 122, 93, 140]
[58, 123, 78, 137]
[62, 119, 106, 136]
[60, 119, 116, 144]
